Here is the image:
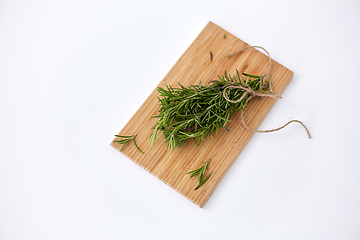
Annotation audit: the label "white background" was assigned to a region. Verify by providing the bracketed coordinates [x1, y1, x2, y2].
[1, 0, 359, 239]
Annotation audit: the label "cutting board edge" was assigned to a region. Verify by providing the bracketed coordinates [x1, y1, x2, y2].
[110, 142, 206, 207]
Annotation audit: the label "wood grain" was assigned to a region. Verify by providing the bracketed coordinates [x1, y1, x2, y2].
[110, 22, 293, 207]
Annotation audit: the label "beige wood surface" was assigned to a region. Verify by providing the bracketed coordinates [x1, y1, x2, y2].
[110, 21, 293, 207]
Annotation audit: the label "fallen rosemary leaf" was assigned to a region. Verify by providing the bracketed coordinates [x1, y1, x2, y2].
[269, 75, 273, 93]
[113, 134, 144, 153]
[195, 172, 212, 190]
[187, 159, 212, 190]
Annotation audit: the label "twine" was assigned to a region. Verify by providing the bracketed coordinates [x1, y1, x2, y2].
[228, 45, 272, 82]
[241, 111, 311, 138]
[224, 46, 311, 139]
[223, 85, 281, 104]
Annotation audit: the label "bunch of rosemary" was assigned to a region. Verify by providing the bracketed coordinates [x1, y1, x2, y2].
[150, 70, 271, 150]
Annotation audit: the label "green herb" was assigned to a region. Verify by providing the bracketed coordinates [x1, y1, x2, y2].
[223, 33, 226, 39]
[269, 75, 273, 93]
[113, 134, 144, 153]
[195, 171, 212, 190]
[150, 70, 269, 150]
[187, 159, 212, 190]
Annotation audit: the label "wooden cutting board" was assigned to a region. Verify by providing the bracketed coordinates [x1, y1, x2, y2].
[110, 21, 293, 207]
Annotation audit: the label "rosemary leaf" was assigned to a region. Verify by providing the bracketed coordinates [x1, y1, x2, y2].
[115, 135, 134, 138]
[195, 172, 212, 190]
[132, 135, 144, 154]
[269, 75, 273, 93]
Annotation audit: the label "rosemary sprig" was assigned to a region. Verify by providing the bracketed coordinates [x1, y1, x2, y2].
[113, 134, 144, 153]
[150, 70, 269, 150]
[187, 159, 212, 190]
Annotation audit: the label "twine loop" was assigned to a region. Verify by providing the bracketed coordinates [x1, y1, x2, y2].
[224, 46, 311, 138]
[228, 45, 272, 82]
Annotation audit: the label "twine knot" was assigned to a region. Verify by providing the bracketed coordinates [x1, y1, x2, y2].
[223, 84, 282, 104]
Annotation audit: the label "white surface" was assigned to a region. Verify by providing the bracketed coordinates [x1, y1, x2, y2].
[1, 0, 359, 239]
